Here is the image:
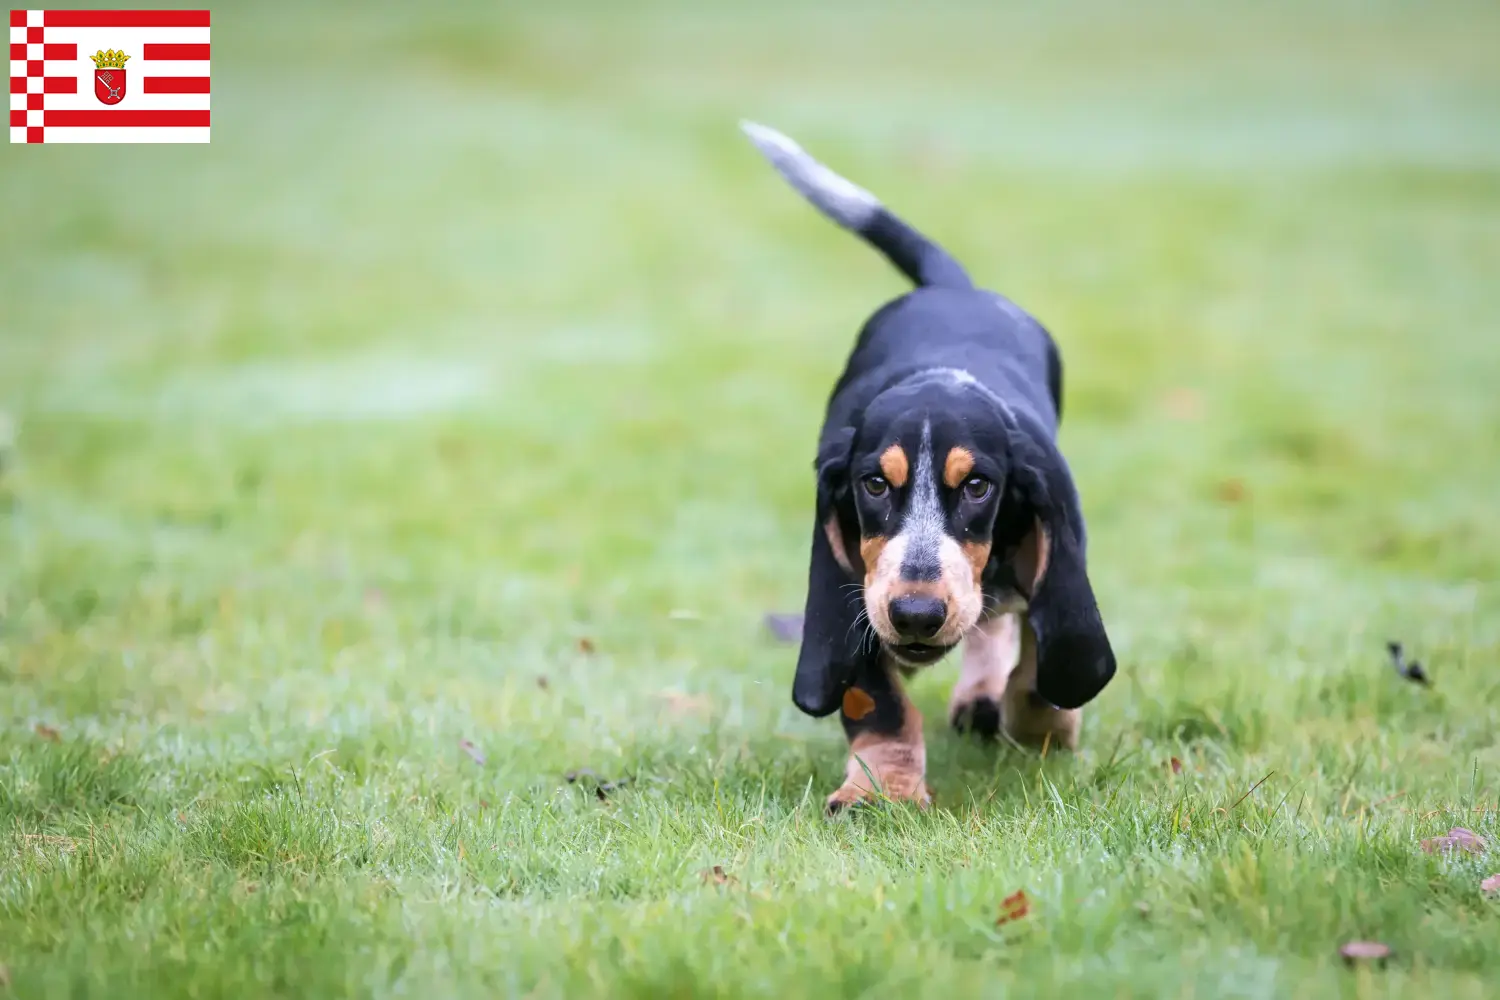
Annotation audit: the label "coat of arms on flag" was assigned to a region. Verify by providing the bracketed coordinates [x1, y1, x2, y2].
[9, 9, 210, 143]
[92, 47, 128, 105]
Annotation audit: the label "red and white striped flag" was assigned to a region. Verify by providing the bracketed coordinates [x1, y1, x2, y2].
[9, 8, 209, 143]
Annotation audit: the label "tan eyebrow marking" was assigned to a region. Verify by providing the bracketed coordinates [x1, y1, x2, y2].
[943, 447, 975, 488]
[879, 445, 908, 488]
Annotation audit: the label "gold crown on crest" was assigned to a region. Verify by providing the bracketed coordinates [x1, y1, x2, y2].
[90, 48, 130, 69]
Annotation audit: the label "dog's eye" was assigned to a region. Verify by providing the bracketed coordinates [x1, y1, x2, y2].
[862, 476, 890, 498]
[962, 477, 993, 502]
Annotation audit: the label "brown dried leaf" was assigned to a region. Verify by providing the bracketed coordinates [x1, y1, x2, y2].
[34, 723, 60, 742]
[577, 637, 596, 655]
[842, 687, 876, 721]
[1450, 827, 1487, 852]
[995, 889, 1030, 926]
[1421, 827, 1487, 855]
[1215, 479, 1248, 504]
[1339, 941, 1391, 963]
[660, 689, 711, 717]
[1162, 387, 1203, 420]
[700, 865, 736, 885]
[1481, 873, 1500, 894]
[1168, 757, 1183, 775]
[459, 739, 487, 766]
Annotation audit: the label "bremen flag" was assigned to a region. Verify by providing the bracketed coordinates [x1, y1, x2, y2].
[9, 9, 210, 143]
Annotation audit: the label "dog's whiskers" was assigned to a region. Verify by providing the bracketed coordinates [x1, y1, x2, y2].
[844, 603, 874, 647]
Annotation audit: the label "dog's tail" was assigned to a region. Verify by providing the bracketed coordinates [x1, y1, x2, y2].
[740, 121, 972, 290]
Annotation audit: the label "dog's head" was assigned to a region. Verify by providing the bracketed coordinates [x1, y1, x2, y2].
[793, 369, 1114, 716]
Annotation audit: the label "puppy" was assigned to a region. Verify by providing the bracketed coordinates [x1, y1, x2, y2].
[742, 122, 1116, 812]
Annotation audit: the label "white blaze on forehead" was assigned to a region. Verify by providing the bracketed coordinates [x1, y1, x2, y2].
[901, 421, 946, 571]
[924, 367, 978, 387]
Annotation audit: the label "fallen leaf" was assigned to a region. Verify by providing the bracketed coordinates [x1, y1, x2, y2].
[1385, 641, 1430, 686]
[1451, 828, 1487, 852]
[1421, 827, 1487, 855]
[459, 739, 487, 766]
[1481, 874, 1500, 893]
[563, 768, 631, 800]
[763, 613, 803, 644]
[577, 637, 595, 655]
[1167, 757, 1183, 775]
[700, 865, 736, 885]
[995, 889, 1030, 925]
[595, 778, 629, 801]
[660, 689, 711, 717]
[1339, 941, 1391, 964]
[842, 687, 876, 721]
[34, 723, 60, 742]
[1215, 479, 1247, 504]
[1162, 387, 1203, 420]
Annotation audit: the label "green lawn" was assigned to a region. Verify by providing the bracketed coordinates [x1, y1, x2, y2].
[4, 0, 1500, 995]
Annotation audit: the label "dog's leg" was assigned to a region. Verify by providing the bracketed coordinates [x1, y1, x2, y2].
[1001, 617, 1082, 749]
[949, 613, 1021, 738]
[827, 653, 929, 813]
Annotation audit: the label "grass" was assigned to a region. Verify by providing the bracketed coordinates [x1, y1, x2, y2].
[3, 0, 1500, 995]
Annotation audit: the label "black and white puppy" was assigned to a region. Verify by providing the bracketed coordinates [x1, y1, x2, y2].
[742, 122, 1116, 811]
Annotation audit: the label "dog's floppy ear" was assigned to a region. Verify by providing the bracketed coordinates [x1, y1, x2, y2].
[792, 426, 873, 717]
[1005, 419, 1115, 710]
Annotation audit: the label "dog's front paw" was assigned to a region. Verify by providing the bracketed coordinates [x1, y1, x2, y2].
[949, 695, 1002, 739]
[825, 773, 931, 815]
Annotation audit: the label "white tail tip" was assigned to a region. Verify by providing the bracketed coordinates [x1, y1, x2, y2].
[739, 119, 880, 231]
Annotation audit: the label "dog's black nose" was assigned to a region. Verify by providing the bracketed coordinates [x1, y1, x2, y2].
[889, 595, 947, 639]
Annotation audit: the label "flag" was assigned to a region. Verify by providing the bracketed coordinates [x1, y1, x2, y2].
[9, 9, 209, 143]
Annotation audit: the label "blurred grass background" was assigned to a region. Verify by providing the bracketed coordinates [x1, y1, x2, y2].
[2, 0, 1500, 996]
